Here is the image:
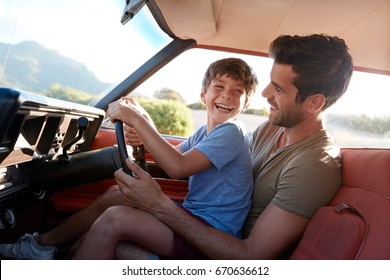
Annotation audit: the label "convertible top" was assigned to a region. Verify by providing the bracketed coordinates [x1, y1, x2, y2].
[152, 0, 390, 75]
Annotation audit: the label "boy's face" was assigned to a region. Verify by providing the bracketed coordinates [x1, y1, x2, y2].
[201, 74, 247, 129]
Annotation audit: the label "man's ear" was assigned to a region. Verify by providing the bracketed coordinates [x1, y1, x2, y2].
[307, 94, 326, 113]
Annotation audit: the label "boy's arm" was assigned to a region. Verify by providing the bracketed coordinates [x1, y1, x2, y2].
[132, 118, 211, 179]
[107, 99, 211, 179]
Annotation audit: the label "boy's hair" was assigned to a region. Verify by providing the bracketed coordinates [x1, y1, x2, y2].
[269, 34, 353, 110]
[202, 58, 258, 110]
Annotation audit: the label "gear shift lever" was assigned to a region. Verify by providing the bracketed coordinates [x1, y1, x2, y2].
[61, 116, 89, 161]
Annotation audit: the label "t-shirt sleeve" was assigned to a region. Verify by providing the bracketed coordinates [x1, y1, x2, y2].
[195, 123, 245, 170]
[178, 125, 205, 153]
[272, 150, 342, 218]
[178, 136, 191, 153]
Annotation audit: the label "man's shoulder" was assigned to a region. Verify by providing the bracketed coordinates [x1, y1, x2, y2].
[288, 133, 341, 168]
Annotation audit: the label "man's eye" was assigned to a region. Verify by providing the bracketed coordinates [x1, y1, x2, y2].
[275, 86, 283, 93]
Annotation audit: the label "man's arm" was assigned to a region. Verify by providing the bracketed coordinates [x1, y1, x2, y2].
[116, 160, 309, 259]
[156, 198, 308, 259]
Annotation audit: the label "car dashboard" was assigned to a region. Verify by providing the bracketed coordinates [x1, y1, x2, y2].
[0, 88, 106, 212]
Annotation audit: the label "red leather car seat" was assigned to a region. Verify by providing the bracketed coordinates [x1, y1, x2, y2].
[290, 148, 390, 259]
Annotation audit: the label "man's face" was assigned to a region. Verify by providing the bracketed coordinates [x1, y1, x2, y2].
[262, 63, 306, 128]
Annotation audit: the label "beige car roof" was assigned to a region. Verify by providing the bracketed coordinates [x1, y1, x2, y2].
[154, 0, 390, 75]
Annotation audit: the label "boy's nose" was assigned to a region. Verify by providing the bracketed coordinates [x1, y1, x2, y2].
[222, 90, 233, 100]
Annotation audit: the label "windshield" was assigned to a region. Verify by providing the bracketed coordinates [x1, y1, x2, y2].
[0, 0, 171, 104]
[132, 48, 390, 148]
[1, 0, 389, 148]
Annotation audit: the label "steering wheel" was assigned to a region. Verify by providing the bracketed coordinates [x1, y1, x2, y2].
[115, 120, 148, 176]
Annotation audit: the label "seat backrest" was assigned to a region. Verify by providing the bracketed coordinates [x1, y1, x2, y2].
[290, 148, 390, 260]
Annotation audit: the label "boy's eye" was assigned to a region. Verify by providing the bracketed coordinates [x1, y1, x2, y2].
[234, 89, 244, 95]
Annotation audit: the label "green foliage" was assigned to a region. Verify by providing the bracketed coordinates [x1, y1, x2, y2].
[41, 84, 95, 105]
[327, 113, 390, 134]
[244, 107, 269, 116]
[137, 98, 193, 137]
[188, 101, 206, 110]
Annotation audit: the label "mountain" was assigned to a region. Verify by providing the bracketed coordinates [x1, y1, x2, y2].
[0, 41, 111, 94]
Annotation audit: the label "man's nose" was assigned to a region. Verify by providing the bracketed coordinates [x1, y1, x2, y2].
[262, 83, 273, 98]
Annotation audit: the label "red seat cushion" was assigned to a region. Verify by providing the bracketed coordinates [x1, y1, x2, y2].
[290, 204, 367, 259]
[290, 148, 390, 260]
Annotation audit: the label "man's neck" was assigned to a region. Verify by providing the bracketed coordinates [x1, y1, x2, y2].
[278, 118, 324, 148]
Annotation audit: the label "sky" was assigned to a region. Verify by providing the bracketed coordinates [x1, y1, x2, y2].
[0, 0, 159, 83]
[1, 0, 389, 117]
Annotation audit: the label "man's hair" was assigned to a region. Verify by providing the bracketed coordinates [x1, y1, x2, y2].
[202, 58, 258, 109]
[269, 34, 353, 110]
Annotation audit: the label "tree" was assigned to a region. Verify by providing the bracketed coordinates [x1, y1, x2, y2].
[153, 87, 185, 103]
[244, 107, 269, 116]
[188, 101, 206, 110]
[138, 98, 193, 136]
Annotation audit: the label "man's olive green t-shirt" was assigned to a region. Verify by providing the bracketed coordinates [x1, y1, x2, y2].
[241, 121, 341, 238]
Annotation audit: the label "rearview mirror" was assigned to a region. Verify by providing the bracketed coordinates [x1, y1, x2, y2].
[121, 0, 146, 24]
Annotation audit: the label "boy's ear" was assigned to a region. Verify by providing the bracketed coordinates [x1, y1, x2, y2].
[200, 91, 206, 103]
[242, 95, 252, 112]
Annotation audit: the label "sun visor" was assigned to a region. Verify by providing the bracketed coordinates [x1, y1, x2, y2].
[154, 0, 219, 40]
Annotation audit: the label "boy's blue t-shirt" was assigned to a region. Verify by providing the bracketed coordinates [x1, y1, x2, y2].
[179, 121, 253, 237]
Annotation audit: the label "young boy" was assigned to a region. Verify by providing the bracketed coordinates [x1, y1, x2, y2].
[72, 57, 258, 259]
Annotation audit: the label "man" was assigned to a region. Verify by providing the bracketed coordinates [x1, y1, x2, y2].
[115, 34, 353, 259]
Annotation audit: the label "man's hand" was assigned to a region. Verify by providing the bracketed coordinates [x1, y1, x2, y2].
[115, 159, 172, 214]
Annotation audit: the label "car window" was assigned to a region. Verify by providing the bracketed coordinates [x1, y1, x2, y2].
[132, 48, 390, 149]
[324, 71, 390, 148]
[132, 49, 271, 136]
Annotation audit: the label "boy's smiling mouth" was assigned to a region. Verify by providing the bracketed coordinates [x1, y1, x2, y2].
[215, 103, 234, 112]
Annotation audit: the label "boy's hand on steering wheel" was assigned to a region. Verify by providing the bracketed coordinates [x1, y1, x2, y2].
[124, 125, 143, 147]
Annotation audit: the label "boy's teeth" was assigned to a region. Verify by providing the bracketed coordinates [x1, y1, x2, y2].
[216, 104, 233, 110]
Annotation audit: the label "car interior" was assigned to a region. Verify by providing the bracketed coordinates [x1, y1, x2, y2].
[0, 0, 389, 260]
